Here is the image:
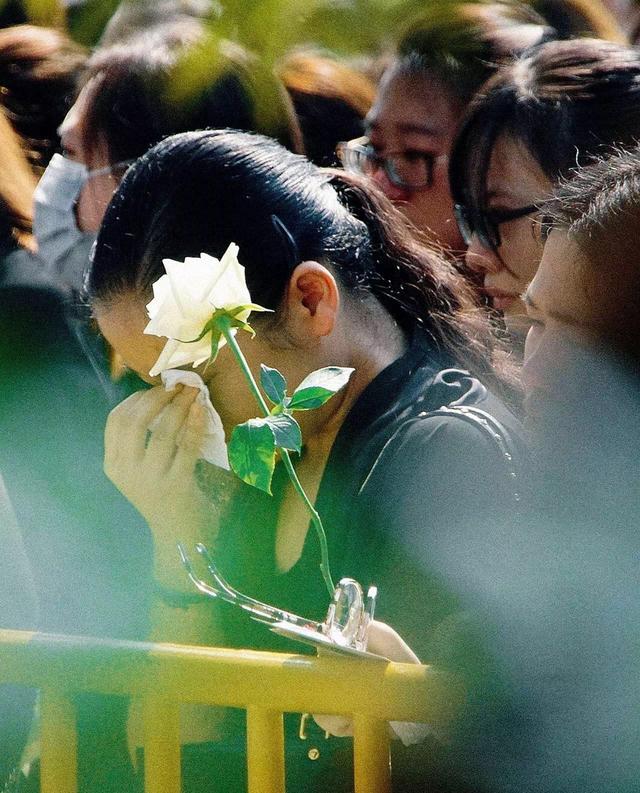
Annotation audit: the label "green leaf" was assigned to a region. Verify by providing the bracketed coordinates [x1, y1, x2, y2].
[264, 414, 301, 453]
[228, 419, 276, 494]
[286, 387, 334, 411]
[287, 366, 354, 411]
[295, 366, 355, 393]
[227, 316, 256, 337]
[260, 364, 287, 405]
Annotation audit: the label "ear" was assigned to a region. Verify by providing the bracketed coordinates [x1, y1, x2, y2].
[284, 261, 339, 342]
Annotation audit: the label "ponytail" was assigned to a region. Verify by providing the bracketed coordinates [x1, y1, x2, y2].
[89, 129, 520, 408]
[329, 170, 520, 407]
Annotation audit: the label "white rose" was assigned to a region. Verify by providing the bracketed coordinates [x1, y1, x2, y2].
[145, 243, 269, 377]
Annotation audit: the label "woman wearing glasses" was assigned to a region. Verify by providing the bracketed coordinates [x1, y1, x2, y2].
[449, 38, 640, 339]
[338, 3, 549, 252]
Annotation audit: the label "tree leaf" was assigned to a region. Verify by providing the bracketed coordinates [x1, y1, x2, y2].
[264, 413, 301, 453]
[288, 366, 354, 411]
[260, 364, 287, 405]
[228, 419, 276, 494]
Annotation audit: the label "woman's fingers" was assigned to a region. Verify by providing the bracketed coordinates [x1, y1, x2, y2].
[105, 385, 199, 489]
[102, 383, 221, 560]
[171, 399, 209, 476]
[313, 622, 421, 740]
[105, 385, 177, 465]
[366, 620, 421, 663]
[127, 385, 188, 453]
[312, 714, 354, 737]
[145, 387, 199, 467]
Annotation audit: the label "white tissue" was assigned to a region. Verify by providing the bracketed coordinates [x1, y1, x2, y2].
[159, 370, 230, 470]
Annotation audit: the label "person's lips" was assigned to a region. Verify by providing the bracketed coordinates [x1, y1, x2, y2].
[483, 288, 519, 312]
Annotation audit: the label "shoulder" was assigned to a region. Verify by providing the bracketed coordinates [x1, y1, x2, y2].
[359, 401, 523, 540]
[369, 407, 514, 486]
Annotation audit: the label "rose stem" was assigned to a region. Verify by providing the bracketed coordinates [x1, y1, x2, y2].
[219, 317, 335, 596]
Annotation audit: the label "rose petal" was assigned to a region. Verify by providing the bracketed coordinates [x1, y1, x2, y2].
[207, 243, 251, 311]
[145, 243, 264, 375]
[149, 336, 213, 377]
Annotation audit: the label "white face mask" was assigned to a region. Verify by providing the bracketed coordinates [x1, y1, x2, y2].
[33, 153, 132, 292]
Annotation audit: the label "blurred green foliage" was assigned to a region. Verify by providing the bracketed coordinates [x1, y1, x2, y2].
[0, 0, 464, 143]
[5, 0, 460, 51]
[67, 0, 121, 46]
[0, 0, 470, 148]
[5, 0, 625, 144]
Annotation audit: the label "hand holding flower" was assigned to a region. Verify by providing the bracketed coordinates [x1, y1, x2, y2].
[144, 242, 354, 596]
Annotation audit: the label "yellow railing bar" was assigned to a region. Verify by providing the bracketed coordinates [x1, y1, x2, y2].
[353, 714, 391, 793]
[0, 630, 459, 721]
[0, 629, 463, 793]
[143, 698, 181, 793]
[246, 707, 285, 793]
[40, 688, 77, 793]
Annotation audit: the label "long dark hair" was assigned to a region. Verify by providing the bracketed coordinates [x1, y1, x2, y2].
[88, 129, 517, 401]
[449, 38, 640, 253]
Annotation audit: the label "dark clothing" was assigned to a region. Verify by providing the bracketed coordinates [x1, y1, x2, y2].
[203, 331, 526, 792]
[217, 333, 522, 652]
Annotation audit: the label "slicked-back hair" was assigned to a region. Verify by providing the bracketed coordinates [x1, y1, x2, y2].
[88, 129, 519, 403]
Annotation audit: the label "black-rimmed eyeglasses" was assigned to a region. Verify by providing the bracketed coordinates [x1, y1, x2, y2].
[337, 136, 447, 191]
[454, 202, 538, 249]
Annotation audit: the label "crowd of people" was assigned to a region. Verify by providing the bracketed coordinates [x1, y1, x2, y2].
[0, 0, 639, 791]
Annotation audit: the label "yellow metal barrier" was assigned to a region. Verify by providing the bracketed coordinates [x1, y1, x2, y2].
[0, 628, 462, 793]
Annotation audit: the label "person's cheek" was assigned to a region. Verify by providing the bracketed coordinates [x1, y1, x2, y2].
[522, 324, 559, 409]
[75, 181, 103, 233]
[523, 324, 587, 402]
[513, 225, 544, 288]
[76, 175, 120, 233]
[371, 168, 411, 202]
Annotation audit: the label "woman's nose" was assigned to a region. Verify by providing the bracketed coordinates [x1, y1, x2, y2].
[58, 103, 84, 162]
[464, 234, 501, 276]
